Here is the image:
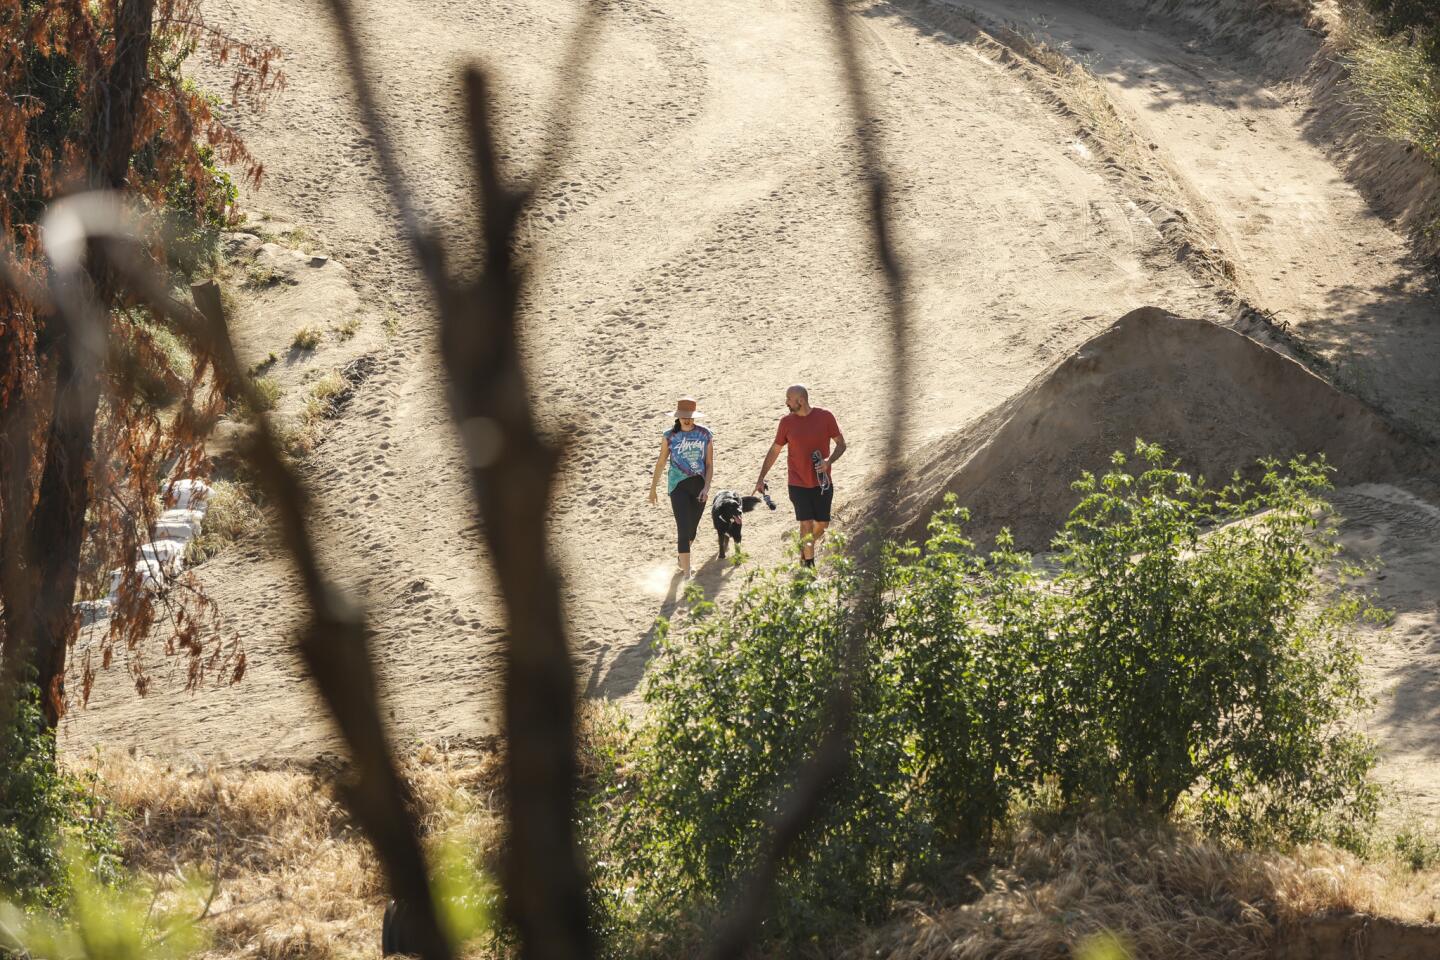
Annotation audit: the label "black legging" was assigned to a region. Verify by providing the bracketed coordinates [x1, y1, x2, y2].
[669, 475, 705, 554]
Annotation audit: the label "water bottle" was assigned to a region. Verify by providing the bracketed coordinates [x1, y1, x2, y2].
[811, 450, 830, 494]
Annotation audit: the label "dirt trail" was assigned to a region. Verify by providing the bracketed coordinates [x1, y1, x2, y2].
[954, 0, 1440, 441]
[61, 0, 1440, 832]
[63, 0, 1214, 761]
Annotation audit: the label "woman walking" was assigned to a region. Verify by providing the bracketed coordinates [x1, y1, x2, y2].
[649, 396, 713, 578]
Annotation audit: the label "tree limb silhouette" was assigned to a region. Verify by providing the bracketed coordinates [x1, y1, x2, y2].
[326, 1, 605, 956]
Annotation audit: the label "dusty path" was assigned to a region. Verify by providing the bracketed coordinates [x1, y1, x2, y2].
[954, 0, 1440, 441]
[65, 0, 1214, 761]
[62, 0, 1440, 833]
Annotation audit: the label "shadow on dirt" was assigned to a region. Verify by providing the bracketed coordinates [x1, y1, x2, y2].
[587, 553, 735, 699]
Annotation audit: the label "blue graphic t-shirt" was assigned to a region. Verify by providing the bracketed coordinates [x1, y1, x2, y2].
[665, 426, 711, 493]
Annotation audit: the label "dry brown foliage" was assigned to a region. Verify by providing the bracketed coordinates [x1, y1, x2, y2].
[832, 818, 1440, 960]
[0, 0, 282, 726]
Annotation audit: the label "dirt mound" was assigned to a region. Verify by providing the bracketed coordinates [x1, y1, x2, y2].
[876, 307, 1435, 550]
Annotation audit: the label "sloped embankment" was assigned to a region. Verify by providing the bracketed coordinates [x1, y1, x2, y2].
[875, 307, 1436, 550]
[1102, 0, 1440, 265]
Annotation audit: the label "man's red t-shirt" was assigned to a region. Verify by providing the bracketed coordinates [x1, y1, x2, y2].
[775, 407, 841, 488]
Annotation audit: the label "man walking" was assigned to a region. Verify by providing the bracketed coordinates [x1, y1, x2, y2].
[754, 385, 847, 568]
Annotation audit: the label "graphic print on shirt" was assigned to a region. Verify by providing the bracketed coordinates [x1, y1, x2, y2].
[666, 426, 711, 493]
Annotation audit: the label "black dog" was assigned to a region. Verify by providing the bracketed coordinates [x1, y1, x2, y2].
[711, 490, 765, 558]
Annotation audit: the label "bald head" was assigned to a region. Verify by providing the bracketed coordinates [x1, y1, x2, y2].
[785, 384, 811, 415]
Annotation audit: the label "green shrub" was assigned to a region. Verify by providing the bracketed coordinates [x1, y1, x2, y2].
[0, 835, 207, 960]
[609, 568, 920, 944]
[0, 684, 121, 912]
[598, 443, 1380, 952]
[162, 144, 237, 278]
[1050, 443, 1380, 847]
[1391, 822, 1440, 871]
[885, 517, 1057, 851]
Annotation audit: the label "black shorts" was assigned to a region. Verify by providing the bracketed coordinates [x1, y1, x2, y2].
[788, 483, 834, 523]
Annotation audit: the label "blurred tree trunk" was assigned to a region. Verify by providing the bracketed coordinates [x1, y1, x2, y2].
[22, 0, 156, 727]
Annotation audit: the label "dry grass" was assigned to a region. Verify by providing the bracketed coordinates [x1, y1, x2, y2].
[71, 745, 1440, 960]
[832, 817, 1440, 960]
[235, 376, 281, 423]
[290, 326, 323, 352]
[1336, 7, 1440, 173]
[333, 315, 361, 340]
[185, 480, 264, 563]
[309, 370, 347, 406]
[278, 226, 317, 255]
[241, 262, 284, 290]
[83, 747, 505, 960]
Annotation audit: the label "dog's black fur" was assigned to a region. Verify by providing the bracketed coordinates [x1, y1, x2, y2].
[711, 490, 763, 558]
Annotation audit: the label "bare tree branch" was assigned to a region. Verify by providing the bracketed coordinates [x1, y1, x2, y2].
[452, 66, 593, 960]
[188, 277, 455, 960]
[92, 239, 455, 960]
[325, 3, 604, 956]
[703, 1, 912, 956]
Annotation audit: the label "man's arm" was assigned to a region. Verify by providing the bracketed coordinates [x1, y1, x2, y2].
[754, 443, 783, 495]
[817, 423, 846, 477]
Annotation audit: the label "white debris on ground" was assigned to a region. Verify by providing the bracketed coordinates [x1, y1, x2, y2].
[73, 478, 212, 628]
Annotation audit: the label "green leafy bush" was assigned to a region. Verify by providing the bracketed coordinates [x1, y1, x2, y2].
[1049, 444, 1380, 846]
[886, 517, 1057, 851]
[598, 443, 1380, 952]
[0, 841, 207, 960]
[162, 139, 238, 277]
[0, 684, 121, 912]
[607, 567, 920, 944]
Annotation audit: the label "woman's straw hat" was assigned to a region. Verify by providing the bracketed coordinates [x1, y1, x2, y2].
[672, 396, 706, 420]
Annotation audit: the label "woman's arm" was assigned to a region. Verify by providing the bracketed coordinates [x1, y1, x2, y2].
[699, 435, 714, 502]
[649, 435, 668, 504]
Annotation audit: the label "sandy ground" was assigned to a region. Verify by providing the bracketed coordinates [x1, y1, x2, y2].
[62, 0, 1440, 819]
[959, 0, 1440, 443]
